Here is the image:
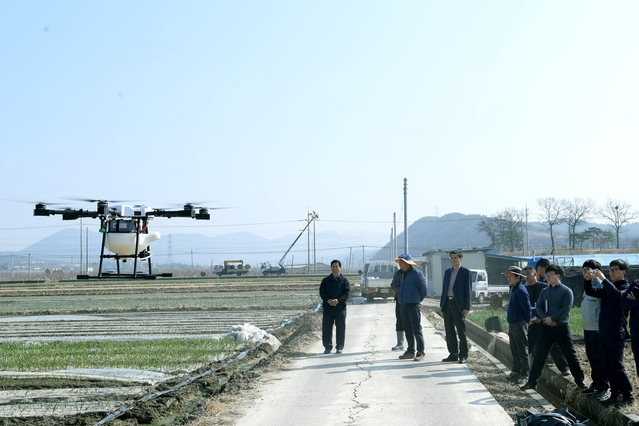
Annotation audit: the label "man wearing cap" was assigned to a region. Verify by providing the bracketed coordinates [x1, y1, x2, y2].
[504, 266, 532, 384]
[440, 250, 473, 363]
[391, 253, 428, 361]
[520, 264, 586, 391]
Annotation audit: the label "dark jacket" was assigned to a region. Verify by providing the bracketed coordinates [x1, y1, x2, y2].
[390, 266, 427, 305]
[525, 281, 548, 308]
[319, 273, 350, 310]
[536, 282, 573, 326]
[508, 282, 532, 324]
[584, 277, 628, 338]
[439, 266, 472, 311]
[620, 280, 639, 336]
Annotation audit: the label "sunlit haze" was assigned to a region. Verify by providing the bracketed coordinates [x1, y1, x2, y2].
[1, 1, 637, 254]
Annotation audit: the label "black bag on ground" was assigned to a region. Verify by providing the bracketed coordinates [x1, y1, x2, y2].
[485, 316, 504, 332]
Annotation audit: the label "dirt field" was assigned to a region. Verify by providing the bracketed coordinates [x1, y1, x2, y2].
[2, 279, 638, 425]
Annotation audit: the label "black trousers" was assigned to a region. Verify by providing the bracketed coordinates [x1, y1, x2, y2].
[600, 333, 632, 399]
[528, 324, 584, 386]
[322, 308, 347, 350]
[443, 298, 468, 357]
[508, 320, 529, 374]
[528, 322, 569, 371]
[395, 301, 404, 331]
[584, 329, 609, 391]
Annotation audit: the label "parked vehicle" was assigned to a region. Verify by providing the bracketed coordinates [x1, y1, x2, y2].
[261, 212, 319, 276]
[359, 260, 399, 303]
[214, 260, 251, 277]
[471, 269, 509, 304]
[260, 262, 286, 276]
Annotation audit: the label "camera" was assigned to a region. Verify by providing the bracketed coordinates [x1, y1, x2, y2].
[590, 269, 596, 275]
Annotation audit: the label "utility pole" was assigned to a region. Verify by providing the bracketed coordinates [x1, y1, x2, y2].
[349, 247, 353, 270]
[403, 178, 408, 253]
[80, 219, 83, 274]
[393, 212, 397, 259]
[524, 203, 529, 257]
[389, 228, 393, 261]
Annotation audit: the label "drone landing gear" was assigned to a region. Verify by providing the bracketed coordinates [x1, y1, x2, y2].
[77, 222, 173, 280]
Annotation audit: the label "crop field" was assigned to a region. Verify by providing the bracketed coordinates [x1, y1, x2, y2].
[0, 276, 333, 424]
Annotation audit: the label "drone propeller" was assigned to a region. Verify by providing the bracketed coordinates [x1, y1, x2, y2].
[5, 199, 68, 206]
[153, 202, 228, 211]
[64, 198, 136, 204]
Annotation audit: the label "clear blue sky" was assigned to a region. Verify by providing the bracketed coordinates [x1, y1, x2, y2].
[1, 1, 638, 253]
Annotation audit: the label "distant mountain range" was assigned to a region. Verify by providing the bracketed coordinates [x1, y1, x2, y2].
[0, 228, 385, 271]
[3, 213, 639, 271]
[372, 212, 639, 259]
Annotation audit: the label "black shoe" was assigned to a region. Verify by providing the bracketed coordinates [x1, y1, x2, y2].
[593, 389, 609, 400]
[323, 348, 332, 354]
[442, 355, 458, 362]
[458, 357, 467, 364]
[614, 397, 635, 408]
[399, 350, 415, 360]
[506, 371, 519, 381]
[600, 395, 623, 406]
[576, 381, 588, 390]
[582, 385, 597, 394]
[414, 351, 424, 361]
[520, 382, 536, 391]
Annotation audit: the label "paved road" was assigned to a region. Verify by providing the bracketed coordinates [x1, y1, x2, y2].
[233, 302, 513, 426]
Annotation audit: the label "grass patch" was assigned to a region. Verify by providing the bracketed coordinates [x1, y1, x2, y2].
[0, 337, 241, 372]
[468, 306, 584, 337]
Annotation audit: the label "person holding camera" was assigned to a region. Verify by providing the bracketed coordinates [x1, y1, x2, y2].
[580, 259, 609, 399]
[586, 260, 634, 407]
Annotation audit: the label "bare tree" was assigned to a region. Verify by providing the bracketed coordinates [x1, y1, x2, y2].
[477, 219, 499, 248]
[496, 208, 524, 252]
[565, 198, 594, 250]
[478, 209, 524, 252]
[537, 197, 567, 254]
[599, 199, 638, 249]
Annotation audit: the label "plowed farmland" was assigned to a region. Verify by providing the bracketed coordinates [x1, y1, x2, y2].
[0, 276, 329, 425]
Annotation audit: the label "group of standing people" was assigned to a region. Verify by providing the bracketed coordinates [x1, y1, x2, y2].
[506, 257, 638, 409]
[389, 251, 472, 364]
[318, 251, 475, 367]
[317, 253, 639, 410]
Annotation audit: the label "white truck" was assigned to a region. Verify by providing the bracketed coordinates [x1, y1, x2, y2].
[471, 269, 510, 304]
[359, 260, 399, 303]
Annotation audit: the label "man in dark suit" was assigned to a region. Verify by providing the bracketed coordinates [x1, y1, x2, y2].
[440, 250, 472, 363]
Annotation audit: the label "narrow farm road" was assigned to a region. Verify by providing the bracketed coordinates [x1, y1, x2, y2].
[231, 303, 513, 426]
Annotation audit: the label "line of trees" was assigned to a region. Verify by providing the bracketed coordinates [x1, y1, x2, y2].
[478, 198, 638, 253]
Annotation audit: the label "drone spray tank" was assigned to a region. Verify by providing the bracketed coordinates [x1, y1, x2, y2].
[103, 205, 161, 256]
